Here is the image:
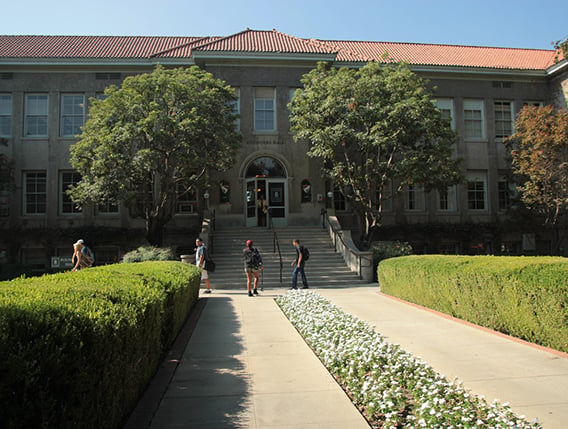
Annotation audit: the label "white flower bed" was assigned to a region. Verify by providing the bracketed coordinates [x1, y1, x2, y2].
[276, 290, 541, 429]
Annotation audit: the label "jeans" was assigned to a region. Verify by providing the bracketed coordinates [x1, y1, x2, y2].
[292, 264, 308, 288]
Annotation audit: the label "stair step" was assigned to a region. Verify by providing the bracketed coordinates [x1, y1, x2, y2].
[207, 226, 367, 289]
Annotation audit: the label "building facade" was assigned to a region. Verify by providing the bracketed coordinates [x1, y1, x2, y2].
[0, 29, 567, 274]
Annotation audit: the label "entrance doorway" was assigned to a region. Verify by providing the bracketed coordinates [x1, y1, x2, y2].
[244, 157, 288, 227]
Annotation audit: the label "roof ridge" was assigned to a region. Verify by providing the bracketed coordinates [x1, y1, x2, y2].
[192, 28, 256, 52]
[321, 38, 557, 53]
[310, 38, 372, 62]
[149, 36, 219, 58]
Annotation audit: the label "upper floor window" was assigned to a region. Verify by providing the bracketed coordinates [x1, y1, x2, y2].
[60, 171, 82, 214]
[25, 94, 48, 137]
[0, 94, 12, 137]
[404, 184, 425, 211]
[24, 171, 47, 215]
[61, 94, 85, 137]
[494, 101, 513, 139]
[254, 87, 276, 132]
[498, 180, 516, 211]
[434, 98, 455, 130]
[463, 99, 485, 140]
[467, 172, 487, 211]
[523, 101, 543, 108]
[229, 88, 240, 131]
[438, 185, 457, 212]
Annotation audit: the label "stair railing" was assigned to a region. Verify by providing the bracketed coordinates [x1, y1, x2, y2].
[270, 217, 283, 285]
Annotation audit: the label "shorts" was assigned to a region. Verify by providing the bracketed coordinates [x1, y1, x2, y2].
[245, 267, 259, 273]
[201, 269, 209, 280]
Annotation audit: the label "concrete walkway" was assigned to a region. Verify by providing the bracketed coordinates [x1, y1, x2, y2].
[127, 285, 568, 429]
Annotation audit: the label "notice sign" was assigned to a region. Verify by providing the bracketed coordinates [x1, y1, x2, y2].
[51, 257, 74, 269]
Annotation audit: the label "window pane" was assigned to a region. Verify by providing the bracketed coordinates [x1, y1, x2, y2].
[24, 172, 47, 214]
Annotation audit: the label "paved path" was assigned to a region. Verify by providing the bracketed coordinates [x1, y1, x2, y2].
[127, 285, 568, 429]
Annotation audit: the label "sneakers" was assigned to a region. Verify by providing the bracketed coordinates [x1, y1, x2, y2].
[204, 289, 212, 294]
[253, 288, 259, 295]
[290, 286, 298, 290]
[248, 291, 254, 297]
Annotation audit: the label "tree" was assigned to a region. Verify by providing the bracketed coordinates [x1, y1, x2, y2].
[505, 105, 568, 253]
[70, 65, 241, 245]
[553, 37, 568, 63]
[289, 61, 462, 245]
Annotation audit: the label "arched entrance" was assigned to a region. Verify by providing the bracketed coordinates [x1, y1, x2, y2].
[244, 156, 288, 227]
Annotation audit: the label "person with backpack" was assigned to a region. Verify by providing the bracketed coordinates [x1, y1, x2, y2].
[291, 238, 309, 290]
[243, 239, 263, 296]
[195, 237, 212, 294]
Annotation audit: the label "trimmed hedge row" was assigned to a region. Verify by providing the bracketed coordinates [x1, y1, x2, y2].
[0, 261, 200, 429]
[378, 255, 568, 354]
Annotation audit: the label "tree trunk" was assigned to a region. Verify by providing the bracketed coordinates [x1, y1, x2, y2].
[146, 217, 164, 247]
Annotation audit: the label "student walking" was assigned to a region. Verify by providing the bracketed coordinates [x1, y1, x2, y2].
[291, 238, 309, 290]
[243, 240, 263, 296]
[195, 237, 212, 293]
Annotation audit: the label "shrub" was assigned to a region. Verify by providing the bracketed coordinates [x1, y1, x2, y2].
[378, 255, 568, 353]
[122, 246, 175, 263]
[0, 261, 200, 429]
[372, 240, 412, 262]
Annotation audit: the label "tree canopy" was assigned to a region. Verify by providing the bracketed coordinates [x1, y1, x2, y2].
[505, 105, 568, 238]
[69, 65, 241, 245]
[289, 61, 462, 244]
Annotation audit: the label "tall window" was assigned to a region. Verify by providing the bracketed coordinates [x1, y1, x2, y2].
[467, 173, 487, 210]
[435, 98, 455, 130]
[498, 180, 515, 210]
[405, 184, 425, 211]
[463, 99, 484, 139]
[333, 186, 346, 211]
[60, 171, 82, 214]
[25, 94, 48, 137]
[61, 94, 85, 137]
[494, 101, 513, 138]
[0, 94, 11, 136]
[254, 87, 276, 132]
[97, 200, 119, 215]
[24, 171, 47, 214]
[438, 185, 457, 211]
[229, 88, 240, 131]
[176, 184, 197, 214]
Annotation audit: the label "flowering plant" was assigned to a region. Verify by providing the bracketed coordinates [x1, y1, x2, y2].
[276, 290, 541, 428]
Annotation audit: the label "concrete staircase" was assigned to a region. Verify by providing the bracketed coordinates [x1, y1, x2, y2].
[208, 226, 368, 289]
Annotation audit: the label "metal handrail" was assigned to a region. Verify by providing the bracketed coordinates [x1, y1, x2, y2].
[270, 217, 283, 285]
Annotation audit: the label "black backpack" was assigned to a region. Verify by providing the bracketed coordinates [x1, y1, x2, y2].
[301, 246, 310, 261]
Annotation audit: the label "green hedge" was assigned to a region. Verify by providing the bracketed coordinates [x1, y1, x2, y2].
[378, 255, 568, 354]
[0, 261, 200, 429]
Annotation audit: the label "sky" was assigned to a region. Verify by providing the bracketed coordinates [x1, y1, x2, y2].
[3, 0, 567, 50]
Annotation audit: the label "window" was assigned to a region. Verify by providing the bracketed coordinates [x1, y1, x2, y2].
[61, 94, 85, 137]
[176, 183, 197, 214]
[24, 171, 47, 214]
[463, 99, 484, 139]
[467, 173, 487, 210]
[0, 94, 11, 136]
[0, 191, 9, 217]
[254, 87, 276, 132]
[333, 186, 346, 211]
[229, 88, 240, 131]
[523, 101, 543, 108]
[25, 94, 48, 137]
[404, 184, 425, 211]
[435, 98, 455, 130]
[494, 101, 513, 138]
[438, 185, 457, 211]
[95, 72, 121, 80]
[498, 180, 515, 210]
[97, 200, 119, 214]
[60, 171, 82, 214]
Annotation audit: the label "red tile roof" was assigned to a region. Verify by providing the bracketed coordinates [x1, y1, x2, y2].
[0, 29, 561, 71]
[0, 35, 206, 58]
